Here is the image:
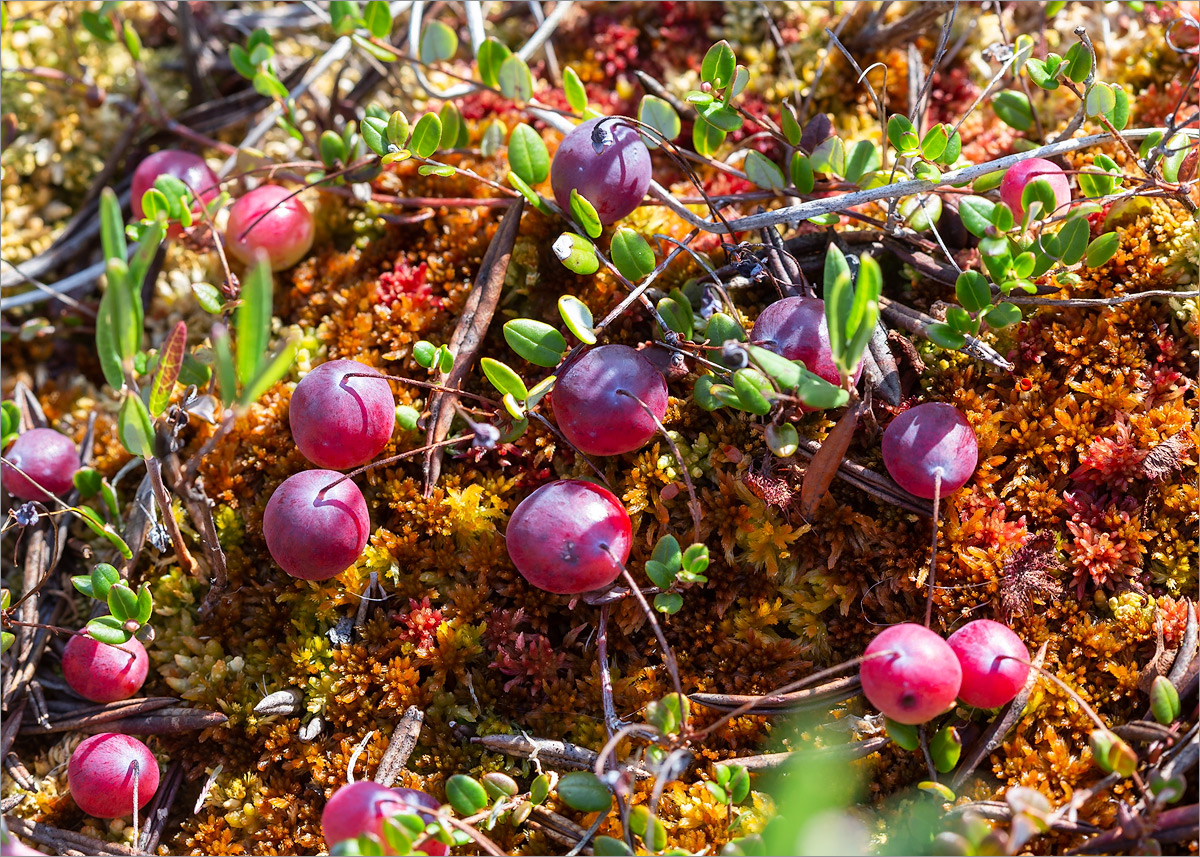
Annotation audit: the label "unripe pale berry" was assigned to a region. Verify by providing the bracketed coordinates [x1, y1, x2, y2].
[322, 781, 448, 856]
[947, 619, 1031, 709]
[551, 117, 652, 224]
[750, 296, 861, 394]
[999, 157, 1070, 221]
[131, 150, 220, 237]
[68, 733, 159, 818]
[225, 185, 315, 270]
[263, 470, 370, 580]
[882, 403, 978, 499]
[290, 360, 396, 470]
[2, 427, 79, 500]
[506, 479, 632, 594]
[552, 345, 668, 456]
[860, 623, 962, 725]
[62, 634, 149, 703]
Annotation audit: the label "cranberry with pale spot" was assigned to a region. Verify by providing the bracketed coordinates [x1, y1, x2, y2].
[2, 428, 79, 500]
[882, 403, 978, 499]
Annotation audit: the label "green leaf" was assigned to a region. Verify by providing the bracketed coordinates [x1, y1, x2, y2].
[1063, 41, 1092, 83]
[552, 232, 599, 275]
[363, 0, 392, 38]
[360, 116, 387, 155]
[781, 104, 802, 146]
[899, 193, 942, 232]
[418, 164, 455, 178]
[692, 116, 726, 157]
[1, 401, 18, 440]
[445, 774, 488, 816]
[558, 295, 596, 344]
[557, 771, 613, 813]
[972, 170, 1005, 193]
[497, 53, 533, 101]
[410, 113, 442, 159]
[240, 337, 298, 407]
[500, 125, 549, 191]
[438, 102, 465, 151]
[1150, 675, 1181, 726]
[117, 391, 155, 459]
[657, 290, 693, 340]
[1085, 232, 1119, 268]
[981, 302, 1021, 329]
[211, 323, 238, 406]
[992, 91, 1034, 131]
[700, 40, 736, 89]
[81, 9, 117, 42]
[135, 583, 153, 625]
[480, 357, 528, 400]
[652, 534, 682, 570]
[645, 561, 676, 590]
[843, 140, 879, 184]
[1106, 85, 1130, 130]
[809, 135, 845, 176]
[732, 368, 773, 416]
[610, 228, 656, 280]
[887, 114, 920, 156]
[91, 563, 120, 600]
[386, 111, 410, 147]
[839, 254, 881, 379]
[329, 1, 362, 34]
[419, 19, 458, 64]
[235, 255, 272, 386]
[481, 118, 507, 158]
[638, 95, 680, 148]
[253, 70, 289, 100]
[682, 543, 709, 575]
[920, 124, 949, 162]
[503, 319, 567, 367]
[747, 344, 801, 390]
[729, 65, 749, 99]
[1085, 81, 1115, 117]
[108, 581, 139, 622]
[73, 467, 102, 500]
[87, 615, 132, 646]
[692, 376, 724, 411]
[744, 151, 784, 191]
[507, 170, 550, 213]
[955, 270, 991, 313]
[569, 189, 603, 238]
[790, 152, 814, 194]
[885, 717, 920, 751]
[413, 341, 436, 369]
[699, 102, 742, 133]
[477, 37, 511, 88]
[704, 312, 745, 365]
[1025, 58, 1060, 90]
[531, 774, 551, 805]
[149, 321, 187, 416]
[727, 765, 750, 804]
[594, 836, 635, 856]
[1057, 216, 1091, 266]
[930, 726, 962, 773]
[926, 322, 966, 350]
[563, 65, 588, 113]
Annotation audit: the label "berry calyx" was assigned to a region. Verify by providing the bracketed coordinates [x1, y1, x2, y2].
[947, 619, 1031, 709]
[860, 623, 962, 725]
[506, 479, 632, 594]
[881, 402, 978, 499]
[225, 185, 315, 271]
[67, 733, 159, 819]
[61, 634, 149, 703]
[551, 117, 652, 224]
[1, 427, 79, 500]
[552, 345, 668, 457]
[290, 359, 396, 470]
[263, 470, 370, 580]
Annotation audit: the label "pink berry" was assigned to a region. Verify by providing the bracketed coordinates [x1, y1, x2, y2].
[131, 149, 220, 237]
[506, 479, 632, 595]
[67, 733, 159, 819]
[62, 634, 148, 703]
[0, 831, 44, 856]
[998, 157, 1070, 221]
[861, 624, 962, 725]
[750, 296, 861, 394]
[263, 470, 370, 580]
[290, 360, 396, 470]
[882, 403, 978, 499]
[947, 619, 1031, 709]
[2, 427, 79, 500]
[552, 345, 668, 457]
[551, 117, 652, 224]
[225, 185, 315, 270]
[322, 782, 448, 856]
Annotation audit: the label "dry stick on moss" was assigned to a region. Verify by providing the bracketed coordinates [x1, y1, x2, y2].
[425, 198, 524, 495]
[374, 706, 425, 787]
[799, 397, 868, 521]
[351, 374, 500, 408]
[596, 604, 622, 736]
[690, 674, 862, 714]
[139, 760, 183, 854]
[791, 435, 933, 518]
[2, 816, 135, 856]
[320, 434, 477, 497]
[146, 458, 199, 578]
[615, 390, 702, 545]
[160, 447, 229, 617]
[880, 295, 1014, 372]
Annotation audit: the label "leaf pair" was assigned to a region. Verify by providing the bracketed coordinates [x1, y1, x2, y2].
[824, 245, 881, 384]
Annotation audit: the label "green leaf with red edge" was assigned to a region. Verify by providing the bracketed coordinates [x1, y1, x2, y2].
[149, 321, 187, 416]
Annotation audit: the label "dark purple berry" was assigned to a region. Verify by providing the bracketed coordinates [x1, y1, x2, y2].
[551, 117, 652, 224]
[553, 345, 668, 457]
[2, 427, 79, 500]
[263, 470, 370, 580]
[750, 296, 860, 395]
[882, 403, 978, 499]
[290, 359, 396, 470]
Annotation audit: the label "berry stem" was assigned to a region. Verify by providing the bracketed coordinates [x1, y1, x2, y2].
[131, 759, 139, 847]
[596, 604, 622, 736]
[344, 373, 500, 408]
[316, 434, 476, 497]
[606, 555, 685, 709]
[925, 468, 943, 628]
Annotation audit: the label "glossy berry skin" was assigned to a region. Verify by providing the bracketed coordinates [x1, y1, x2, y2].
[67, 733, 159, 818]
[322, 781, 448, 856]
[2, 428, 79, 500]
[750, 297, 861, 392]
[861, 624, 963, 725]
[947, 619, 1031, 709]
[62, 634, 148, 703]
[131, 150, 220, 238]
[290, 360, 396, 470]
[506, 480, 632, 595]
[263, 470, 369, 580]
[551, 117, 652, 224]
[225, 185, 315, 270]
[882, 403, 978, 499]
[552, 345, 668, 457]
[999, 157, 1070, 221]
